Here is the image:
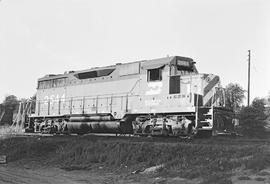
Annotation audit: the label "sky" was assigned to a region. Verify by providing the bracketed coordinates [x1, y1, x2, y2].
[0, 0, 269, 104]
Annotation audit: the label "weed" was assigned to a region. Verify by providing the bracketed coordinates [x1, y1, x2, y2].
[238, 176, 251, 180]
[254, 177, 266, 181]
[244, 152, 270, 171]
[258, 171, 270, 176]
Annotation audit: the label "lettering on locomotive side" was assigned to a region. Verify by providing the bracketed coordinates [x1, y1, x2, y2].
[145, 82, 163, 95]
[145, 99, 161, 106]
[43, 94, 66, 103]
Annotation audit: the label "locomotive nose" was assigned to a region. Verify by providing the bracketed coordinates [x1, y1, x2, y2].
[202, 74, 220, 106]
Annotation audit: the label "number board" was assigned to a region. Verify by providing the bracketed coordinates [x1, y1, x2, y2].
[177, 60, 190, 67]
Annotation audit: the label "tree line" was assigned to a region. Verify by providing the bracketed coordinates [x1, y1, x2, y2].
[224, 83, 270, 138]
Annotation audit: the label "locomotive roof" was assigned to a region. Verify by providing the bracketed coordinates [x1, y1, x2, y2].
[141, 56, 193, 69]
[38, 56, 194, 81]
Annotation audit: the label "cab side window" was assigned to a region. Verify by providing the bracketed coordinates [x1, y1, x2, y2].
[169, 76, 180, 94]
[147, 68, 162, 82]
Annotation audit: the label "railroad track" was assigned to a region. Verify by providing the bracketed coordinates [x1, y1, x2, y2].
[1, 131, 270, 146]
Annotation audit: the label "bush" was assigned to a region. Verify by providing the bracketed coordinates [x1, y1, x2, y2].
[245, 152, 270, 171]
[238, 98, 268, 138]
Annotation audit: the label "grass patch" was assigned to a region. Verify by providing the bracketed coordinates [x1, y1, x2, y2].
[1, 136, 270, 182]
[0, 137, 58, 162]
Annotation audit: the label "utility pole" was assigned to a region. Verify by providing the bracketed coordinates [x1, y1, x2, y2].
[247, 50, 251, 106]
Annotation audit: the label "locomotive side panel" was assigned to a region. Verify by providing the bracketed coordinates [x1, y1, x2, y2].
[65, 78, 140, 98]
[36, 87, 66, 116]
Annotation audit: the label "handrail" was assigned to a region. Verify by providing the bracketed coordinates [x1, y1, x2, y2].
[129, 78, 142, 95]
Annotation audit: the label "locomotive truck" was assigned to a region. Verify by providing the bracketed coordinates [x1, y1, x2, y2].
[26, 56, 235, 137]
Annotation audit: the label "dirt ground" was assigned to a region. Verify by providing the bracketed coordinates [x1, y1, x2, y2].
[1, 163, 270, 184]
[0, 162, 141, 184]
[0, 163, 202, 184]
[1, 133, 270, 184]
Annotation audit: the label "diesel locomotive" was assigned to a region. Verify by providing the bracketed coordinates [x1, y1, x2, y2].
[26, 56, 235, 136]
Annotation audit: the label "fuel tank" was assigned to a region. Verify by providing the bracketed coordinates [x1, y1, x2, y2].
[69, 115, 113, 122]
[67, 121, 120, 134]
